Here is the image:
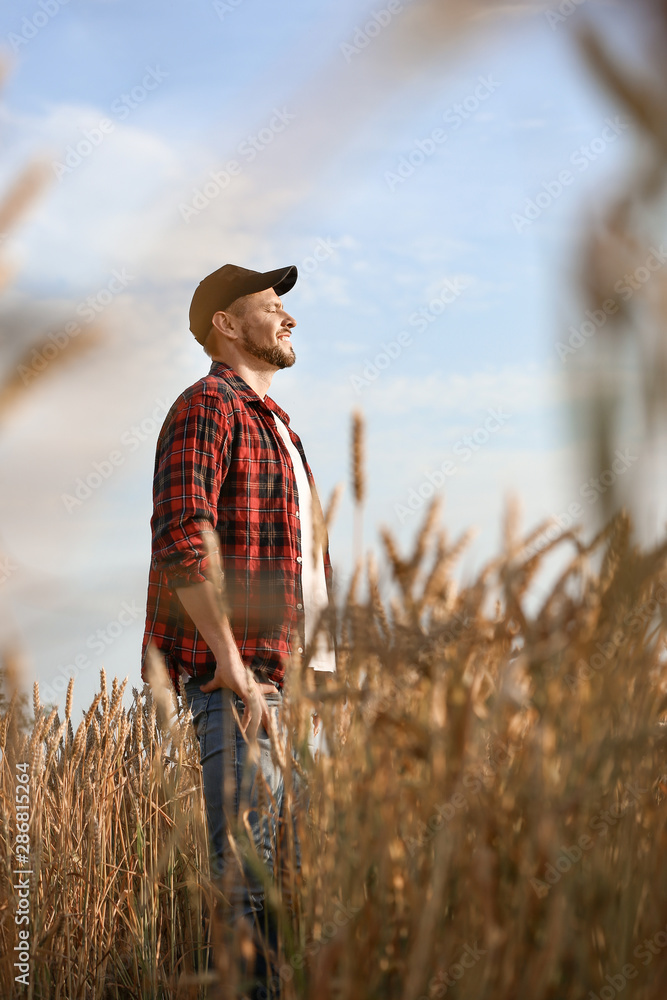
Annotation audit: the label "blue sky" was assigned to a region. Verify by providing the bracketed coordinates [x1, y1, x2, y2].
[0, 0, 654, 721]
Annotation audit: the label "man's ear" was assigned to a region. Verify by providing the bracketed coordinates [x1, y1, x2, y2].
[211, 310, 238, 341]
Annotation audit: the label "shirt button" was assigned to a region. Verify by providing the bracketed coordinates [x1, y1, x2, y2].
[296, 510, 300, 518]
[296, 603, 303, 610]
[296, 556, 302, 563]
[297, 646, 304, 654]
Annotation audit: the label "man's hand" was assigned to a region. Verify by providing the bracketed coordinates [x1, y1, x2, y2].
[199, 657, 272, 740]
[175, 580, 273, 739]
[238, 677, 273, 741]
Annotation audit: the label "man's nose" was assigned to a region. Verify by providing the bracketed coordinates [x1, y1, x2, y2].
[283, 313, 296, 329]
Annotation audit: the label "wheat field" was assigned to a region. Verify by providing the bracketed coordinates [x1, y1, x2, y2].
[3, 2, 667, 997]
[1, 475, 667, 998]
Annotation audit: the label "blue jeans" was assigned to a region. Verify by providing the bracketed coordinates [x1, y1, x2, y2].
[183, 674, 302, 926]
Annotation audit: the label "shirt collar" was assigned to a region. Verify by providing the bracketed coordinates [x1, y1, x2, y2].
[209, 360, 292, 426]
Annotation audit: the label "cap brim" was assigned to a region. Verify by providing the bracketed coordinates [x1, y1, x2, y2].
[262, 265, 298, 298]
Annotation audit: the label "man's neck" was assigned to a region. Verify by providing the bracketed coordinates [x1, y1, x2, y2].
[212, 356, 274, 400]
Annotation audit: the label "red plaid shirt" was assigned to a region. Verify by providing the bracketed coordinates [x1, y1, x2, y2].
[141, 360, 333, 692]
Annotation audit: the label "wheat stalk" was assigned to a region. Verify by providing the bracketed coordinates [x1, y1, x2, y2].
[32, 680, 41, 723]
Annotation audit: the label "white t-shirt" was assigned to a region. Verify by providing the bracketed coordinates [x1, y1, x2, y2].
[271, 413, 336, 673]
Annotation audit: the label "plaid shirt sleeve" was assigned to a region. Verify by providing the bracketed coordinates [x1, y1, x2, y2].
[151, 391, 231, 590]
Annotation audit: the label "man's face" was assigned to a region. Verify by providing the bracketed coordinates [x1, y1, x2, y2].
[233, 287, 296, 369]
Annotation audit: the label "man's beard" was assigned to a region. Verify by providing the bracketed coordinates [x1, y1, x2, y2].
[240, 324, 295, 369]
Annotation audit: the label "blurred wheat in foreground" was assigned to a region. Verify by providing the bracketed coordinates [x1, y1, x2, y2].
[1, 485, 667, 1000]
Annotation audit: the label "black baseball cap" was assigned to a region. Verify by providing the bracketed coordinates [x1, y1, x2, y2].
[189, 263, 298, 344]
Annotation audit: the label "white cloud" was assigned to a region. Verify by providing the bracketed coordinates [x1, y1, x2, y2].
[297, 271, 352, 306]
[348, 364, 552, 417]
[5, 102, 188, 289]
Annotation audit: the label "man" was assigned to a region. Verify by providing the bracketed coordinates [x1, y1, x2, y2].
[140, 263, 336, 996]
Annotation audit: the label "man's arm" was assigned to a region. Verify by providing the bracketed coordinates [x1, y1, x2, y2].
[175, 580, 271, 738]
[151, 394, 229, 589]
[150, 393, 269, 739]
